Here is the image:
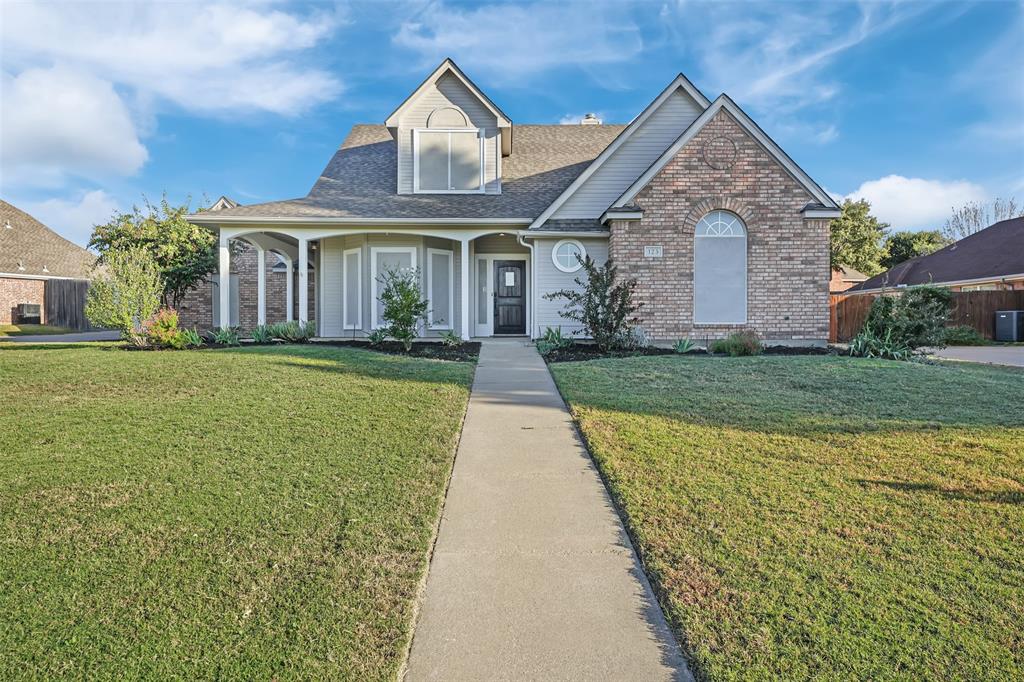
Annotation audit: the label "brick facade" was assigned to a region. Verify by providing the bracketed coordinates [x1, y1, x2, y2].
[0, 277, 45, 325]
[177, 241, 316, 332]
[609, 109, 832, 342]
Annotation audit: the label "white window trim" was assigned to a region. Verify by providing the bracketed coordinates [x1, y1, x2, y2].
[551, 239, 586, 273]
[426, 247, 454, 330]
[693, 212, 748, 325]
[412, 128, 486, 194]
[370, 246, 418, 329]
[343, 247, 362, 330]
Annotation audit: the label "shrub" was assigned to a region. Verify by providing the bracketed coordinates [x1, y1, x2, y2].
[943, 325, 988, 346]
[250, 325, 274, 344]
[710, 330, 762, 356]
[849, 327, 912, 361]
[377, 268, 429, 352]
[536, 326, 574, 356]
[268, 320, 316, 343]
[862, 285, 952, 349]
[179, 328, 203, 349]
[142, 308, 183, 349]
[543, 256, 642, 352]
[673, 338, 695, 354]
[367, 328, 388, 346]
[439, 330, 462, 347]
[84, 246, 163, 347]
[208, 327, 240, 346]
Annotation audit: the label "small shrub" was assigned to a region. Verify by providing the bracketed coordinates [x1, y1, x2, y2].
[378, 268, 429, 352]
[179, 328, 203, 348]
[536, 326, 574, 356]
[209, 326, 240, 346]
[366, 328, 388, 346]
[142, 308, 182, 349]
[710, 330, 762, 357]
[943, 325, 988, 346]
[622, 326, 651, 350]
[849, 327, 912, 361]
[250, 324, 274, 344]
[543, 256, 642, 352]
[673, 338, 695, 354]
[270, 320, 316, 343]
[862, 285, 952, 349]
[439, 330, 462, 347]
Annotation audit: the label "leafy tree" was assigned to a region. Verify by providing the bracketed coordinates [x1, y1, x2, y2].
[377, 268, 430, 351]
[89, 195, 217, 308]
[543, 256, 642, 351]
[830, 199, 888, 275]
[84, 247, 163, 346]
[880, 230, 950, 269]
[942, 197, 1023, 242]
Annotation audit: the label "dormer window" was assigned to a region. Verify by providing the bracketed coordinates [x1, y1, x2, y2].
[413, 128, 484, 193]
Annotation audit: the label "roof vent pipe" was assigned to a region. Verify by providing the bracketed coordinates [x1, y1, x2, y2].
[580, 113, 601, 125]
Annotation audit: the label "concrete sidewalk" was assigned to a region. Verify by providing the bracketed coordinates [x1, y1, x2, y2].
[927, 345, 1024, 368]
[405, 339, 690, 681]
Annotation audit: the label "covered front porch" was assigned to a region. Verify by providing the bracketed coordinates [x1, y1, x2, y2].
[215, 226, 532, 340]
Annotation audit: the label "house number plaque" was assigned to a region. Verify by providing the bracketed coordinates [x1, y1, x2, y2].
[644, 245, 664, 258]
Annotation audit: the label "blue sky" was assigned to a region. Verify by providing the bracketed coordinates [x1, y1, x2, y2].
[2, 0, 1022, 246]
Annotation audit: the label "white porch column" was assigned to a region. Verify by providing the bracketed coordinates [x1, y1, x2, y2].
[218, 234, 230, 329]
[298, 237, 309, 324]
[283, 255, 294, 322]
[256, 246, 266, 326]
[460, 238, 470, 340]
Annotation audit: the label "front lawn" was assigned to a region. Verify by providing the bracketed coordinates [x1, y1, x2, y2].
[0, 344, 473, 680]
[551, 356, 1023, 681]
[0, 323, 72, 337]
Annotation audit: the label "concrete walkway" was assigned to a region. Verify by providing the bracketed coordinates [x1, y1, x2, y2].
[0, 331, 120, 343]
[405, 339, 690, 681]
[927, 345, 1024, 368]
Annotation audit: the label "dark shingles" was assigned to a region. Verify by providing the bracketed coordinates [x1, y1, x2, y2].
[0, 200, 95, 278]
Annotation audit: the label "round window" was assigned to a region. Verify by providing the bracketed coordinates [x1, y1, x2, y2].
[552, 239, 586, 273]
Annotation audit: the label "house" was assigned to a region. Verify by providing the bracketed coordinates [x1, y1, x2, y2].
[830, 265, 868, 293]
[185, 59, 840, 343]
[0, 199, 95, 326]
[851, 217, 1024, 293]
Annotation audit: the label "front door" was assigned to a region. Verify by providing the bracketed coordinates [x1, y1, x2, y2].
[493, 260, 525, 335]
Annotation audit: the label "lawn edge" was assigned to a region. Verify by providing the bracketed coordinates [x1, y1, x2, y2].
[546, 358, 704, 682]
[395, 362, 478, 681]
[548, 356, 708, 679]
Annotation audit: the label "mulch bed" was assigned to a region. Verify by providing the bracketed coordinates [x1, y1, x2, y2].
[315, 340, 481, 362]
[542, 343, 836, 363]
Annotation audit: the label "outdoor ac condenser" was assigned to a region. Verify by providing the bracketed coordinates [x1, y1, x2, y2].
[994, 310, 1024, 342]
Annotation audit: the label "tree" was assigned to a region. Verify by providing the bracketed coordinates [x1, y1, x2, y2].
[942, 197, 1023, 242]
[880, 230, 950, 270]
[830, 199, 888, 275]
[377, 268, 430, 351]
[89, 196, 217, 308]
[84, 247, 163, 346]
[543, 256, 642, 351]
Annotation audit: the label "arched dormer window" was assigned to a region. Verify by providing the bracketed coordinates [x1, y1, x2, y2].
[694, 210, 747, 324]
[414, 106, 484, 194]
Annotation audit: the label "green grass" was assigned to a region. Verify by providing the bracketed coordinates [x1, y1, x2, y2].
[0, 323, 72, 337]
[550, 356, 1024, 681]
[0, 343, 474, 680]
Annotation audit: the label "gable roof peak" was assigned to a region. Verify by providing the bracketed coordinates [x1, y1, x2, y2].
[384, 58, 512, 129]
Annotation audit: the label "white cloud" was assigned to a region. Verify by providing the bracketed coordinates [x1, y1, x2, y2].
[844, 175, 987, 229]
[17, 190, 121, 248]
[393, 2, 642, 79]
[1, 67, 148, 186]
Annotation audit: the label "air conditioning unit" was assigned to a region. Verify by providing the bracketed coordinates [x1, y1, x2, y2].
[994, 310, 1024, 342]
[16, 303, 41, 325]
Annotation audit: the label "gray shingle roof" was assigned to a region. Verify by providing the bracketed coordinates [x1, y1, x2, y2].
[205, 124, 626, 221]
[0, 199, 95, 279]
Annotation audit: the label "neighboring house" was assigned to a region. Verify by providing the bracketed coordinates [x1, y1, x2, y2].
[0, 199, 95, 326]
[186, 59, 840, 342]
[850, 217, 1024, 293]
[830, 265, 868, 292]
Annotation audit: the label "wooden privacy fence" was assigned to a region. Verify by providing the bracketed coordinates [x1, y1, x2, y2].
[44, 279, 93, 331]
[830, 289, 1024, 342]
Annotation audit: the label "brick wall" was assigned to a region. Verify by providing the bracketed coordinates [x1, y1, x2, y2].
[178, 242, 316, 332]
[0, 277, 45, 325]
[609, 109, 832, 342]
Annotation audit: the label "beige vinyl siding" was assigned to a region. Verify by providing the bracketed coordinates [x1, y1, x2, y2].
[532, 237, 609, 338]
[319, 237, 345, 337]
[551, 90, 703, 219]
[397, 72, 500, 195]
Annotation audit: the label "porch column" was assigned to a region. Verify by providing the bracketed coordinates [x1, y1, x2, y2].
[256, 246, 266, 326]
[460, 238, 470, 340]
[218, 233, 230, 329]
[283, 255, 294, 322]
[298, 237, 309, 324]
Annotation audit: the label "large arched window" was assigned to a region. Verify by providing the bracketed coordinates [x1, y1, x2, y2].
[694, 210, 747, 324]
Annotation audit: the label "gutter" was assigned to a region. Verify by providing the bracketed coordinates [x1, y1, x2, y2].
[519, 230, 610, 238]
[517, 232, 537, 339]
[0, 272, 91, 281]
[187, 214, 533, 227]
[846, 272, 1024, 295]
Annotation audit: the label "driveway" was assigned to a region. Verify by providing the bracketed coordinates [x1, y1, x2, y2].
[928, 345, 1024, 367]
[0, 331, 120, 344]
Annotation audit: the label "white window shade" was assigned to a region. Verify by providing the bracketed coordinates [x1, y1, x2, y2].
[415, 129, 483, 193]
[428, 249, 453, 329]
[694, 210, 747, 324]
[371, 247, 417, 329]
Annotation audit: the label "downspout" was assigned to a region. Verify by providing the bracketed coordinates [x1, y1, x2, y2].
[517, 232, 536, 339]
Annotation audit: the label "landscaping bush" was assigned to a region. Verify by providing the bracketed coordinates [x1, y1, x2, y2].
[673, 338, 695, 354]
[179, 328, 203, 348]
[862, 285, 952, 349]
[142, 308, 186, 349]
[250, 324, 274, 344]
[536, 326, 575, 356]
[378, 268, 429, 352]
[710, 330, 763, 356]
[849, 326, 912, 361]
[84, 246, 163, 347]
[269, 320, 316, 343]
[439, 330, 463, 347]
[543, 256, 642, 352]
[943, 325, 988, 346]
[208, 327, 240, 346]
[367, 329, 388, 346]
